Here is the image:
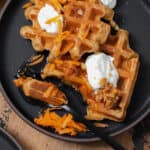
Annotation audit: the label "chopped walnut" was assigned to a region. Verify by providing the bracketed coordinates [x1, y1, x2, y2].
[95, 83, 120, 109]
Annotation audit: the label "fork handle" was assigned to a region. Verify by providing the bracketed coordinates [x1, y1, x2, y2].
[84, 121, 125, 150]
[73, 112, 126, 150]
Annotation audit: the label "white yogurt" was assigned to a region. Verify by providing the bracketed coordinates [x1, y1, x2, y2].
[85, 53, 119, 91]
[38, 4, 63, 34]
[101, 0, 117, 9]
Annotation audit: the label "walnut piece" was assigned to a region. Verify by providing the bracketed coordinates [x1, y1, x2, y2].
[95, 83, 120, 109]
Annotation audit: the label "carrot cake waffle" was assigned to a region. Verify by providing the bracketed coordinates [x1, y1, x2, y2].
[20, 0, 114, 60]
[14, 0, 140, 131]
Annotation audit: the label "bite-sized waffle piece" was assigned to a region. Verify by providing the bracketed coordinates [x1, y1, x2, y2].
[21, 0, 114, 61]
[42, 30, 140, 121]
[14, 77, 67, 106]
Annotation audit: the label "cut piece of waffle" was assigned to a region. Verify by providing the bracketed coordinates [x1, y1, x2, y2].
[21, 0, 114, 61]
[61, 0, 113, 60]
[14, 77, 67, 106]
[42, 30, 140, 121]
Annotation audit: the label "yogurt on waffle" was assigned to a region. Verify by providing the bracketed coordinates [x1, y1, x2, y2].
[101, 0, 117, 9]
[38, 4, 63, 33]
[85, 53, 119, 91]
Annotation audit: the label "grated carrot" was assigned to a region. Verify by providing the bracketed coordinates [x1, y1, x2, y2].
[57, 19, 63, 34]
[57, 31, 70, 41]
[34, 108, 87, 136]
[51, 0, 63, 11]
[78, 24, 90, 39]
[45, 15, 62, 24]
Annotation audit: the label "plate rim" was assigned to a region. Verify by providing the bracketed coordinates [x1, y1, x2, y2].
[0, 0, 150, 143]
[0, 127, 22, 150]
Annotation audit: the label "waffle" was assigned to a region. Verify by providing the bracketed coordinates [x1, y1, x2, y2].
[85, 29, 140, 121]
[20, 2, 58, 52]
[60, 0, 113, 60]
[14, 77, 67, 106]
[21, 0, 114, 61]
[42, 30, 140, 121]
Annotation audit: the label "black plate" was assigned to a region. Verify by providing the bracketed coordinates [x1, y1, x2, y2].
[0, 0, 150, 142]
[0, 128, 22, 150]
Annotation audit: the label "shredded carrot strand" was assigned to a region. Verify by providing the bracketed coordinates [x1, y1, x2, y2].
[45, 15, 62, 24]
[51, 0, 63, 11]
[57, 31, 70, 41]
[57, 19, 63, 34]
[34, 108, 87, 136]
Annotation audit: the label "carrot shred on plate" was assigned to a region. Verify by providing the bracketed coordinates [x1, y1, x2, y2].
[34, 108, 87, 136]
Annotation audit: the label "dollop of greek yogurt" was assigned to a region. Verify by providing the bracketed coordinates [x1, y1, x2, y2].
[85, 53, 119, 91]
[38, 4, 63, 34]
[101, 0, 117, 9]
